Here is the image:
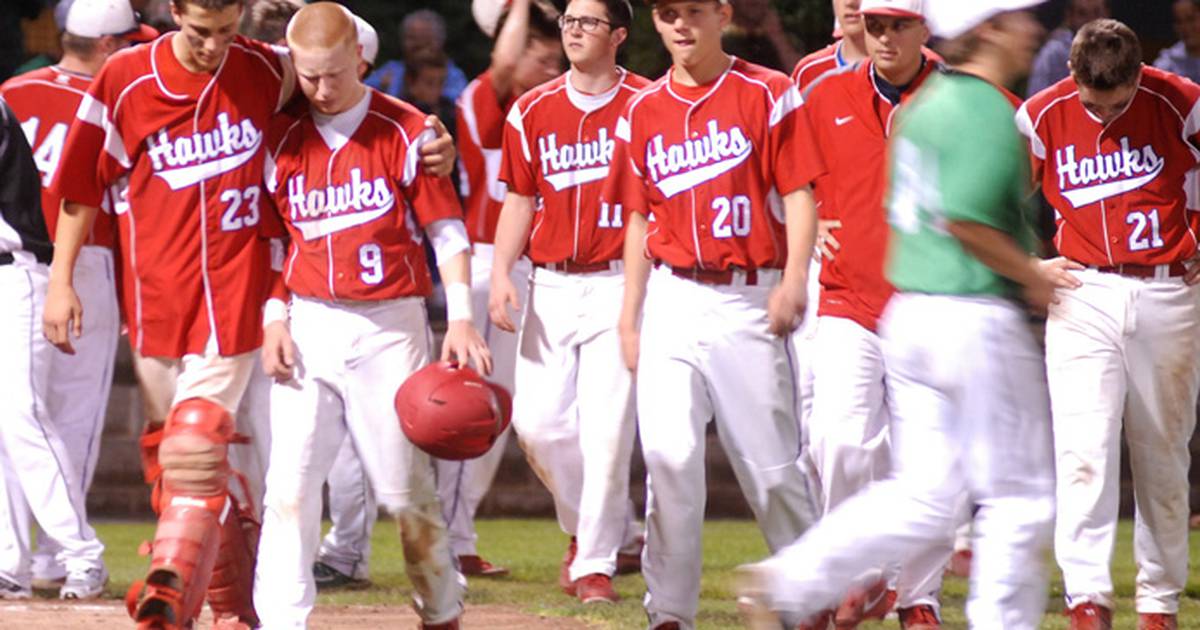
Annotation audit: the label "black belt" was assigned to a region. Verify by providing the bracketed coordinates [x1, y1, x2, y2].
[0, 252, 12, 266]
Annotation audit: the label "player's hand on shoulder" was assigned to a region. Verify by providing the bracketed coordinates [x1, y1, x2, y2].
[43, 282, 83, 355]
[816, 219, 842, 261]
[262, 320, 296, 382]
[488, 271, 521, 333]
[443, 320, 493, 376]
[767, 282, 807, 337]
[420, 115, 456, 178]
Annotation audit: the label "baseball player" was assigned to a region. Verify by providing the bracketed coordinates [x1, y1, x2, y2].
[252, 5, 488, 629]
[797, 1, 950, 626]
[0, 94, 107, 602]
[603, 0, 824, 627]
[487, 0, 649, 604]
[451, 0, 564, 577]
[1017, 19, 1200, 630]
[0, 0, 155, 594]
[737, 2, 1066, 629]
[308, 11, 388, 591]
[45, 0, 296, 623]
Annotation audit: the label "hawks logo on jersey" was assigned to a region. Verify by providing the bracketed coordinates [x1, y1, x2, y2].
[1054, 138, 1166, 208]
[539, 128, 615, 191]
[644, 120, 753, 199]
[145, 113, 263, 190]
[284, 168, 396, 240]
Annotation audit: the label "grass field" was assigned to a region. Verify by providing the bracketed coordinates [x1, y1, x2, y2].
[93, 519, 1200, 629]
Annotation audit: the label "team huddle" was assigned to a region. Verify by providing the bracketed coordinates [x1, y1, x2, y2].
[0, 0, 1196, 628]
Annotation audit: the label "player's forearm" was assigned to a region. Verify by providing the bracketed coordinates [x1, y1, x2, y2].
[947, 220, 1042, 287]
[492, 193, 535, 278]
[49, 201, 98, 286]
[490, 0, 532, 98]
[781, 186, 818, 289]
[620, 213, 652, 326]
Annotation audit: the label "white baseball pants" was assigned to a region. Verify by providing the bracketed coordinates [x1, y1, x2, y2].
[512, 265, 640, 581]
[317, 438, 375, 580]
[792, 259, 822, 509]
[255, 296, 461, 628]
[1047, 269, 1200, 615]
[638, 266, 819, 630]
[0, 262, 105, 586]
[317, 247, 528, 569]
[27, 246, 119, 580]
[752, 294, 1056, 630]
[808, 315, 951, 609]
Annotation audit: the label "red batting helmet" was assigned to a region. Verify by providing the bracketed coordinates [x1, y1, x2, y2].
[395, 362, 513, 461]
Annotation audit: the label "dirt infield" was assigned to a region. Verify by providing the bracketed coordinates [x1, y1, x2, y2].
[0, 601, 595, 629]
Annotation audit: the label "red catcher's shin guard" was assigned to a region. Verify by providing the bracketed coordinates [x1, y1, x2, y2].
[206, 493, 260, 627]
[126, 501, 223, 629]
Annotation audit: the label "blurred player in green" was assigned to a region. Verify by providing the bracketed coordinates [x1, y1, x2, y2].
[736, 1, 1085, 628]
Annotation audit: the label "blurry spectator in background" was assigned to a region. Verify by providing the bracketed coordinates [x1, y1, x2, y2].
[367, 9, 468, 102]
[240, 0, 303, 45]
[403, 48, 455, 136]
[1027, 0, 1108, 96]
[0, 0, 48, 82]
[723, 0, 802, 72]
[1155, 0, 1200, 83]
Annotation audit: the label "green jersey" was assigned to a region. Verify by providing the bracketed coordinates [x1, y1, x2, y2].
[885, 72, 1036, 297]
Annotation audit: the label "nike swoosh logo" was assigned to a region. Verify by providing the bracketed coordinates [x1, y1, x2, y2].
[653, 150, 752, 199]
[1060, 162, 1165, 208]
[835, 116, 854, 126]
[544, 165, 610, 192]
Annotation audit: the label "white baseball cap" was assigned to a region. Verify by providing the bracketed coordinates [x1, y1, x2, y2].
[924, 0, 1045, 39]
[352, 14, 379, 66]
[65, 0, 158, 42]
[860, 0, 925, 20]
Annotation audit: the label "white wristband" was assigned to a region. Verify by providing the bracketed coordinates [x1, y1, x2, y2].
[262, 298, 288, 328]
[445, 282, 472, 322]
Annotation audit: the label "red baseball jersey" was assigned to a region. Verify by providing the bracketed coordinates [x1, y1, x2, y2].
[51, 34, 290, 358]
[1017, 66, 1200, 266]
[265, 90, 463, 301]
[500, 69, 650, 265]
[792, 43, 842, 91]
[457, 71, 515, 244]
[803, 59, 940, 331]
[603, 58, 824, 271]
[0, 65, 115, 248]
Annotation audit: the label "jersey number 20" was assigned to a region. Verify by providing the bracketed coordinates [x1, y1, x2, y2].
[712, 195, 752, 239]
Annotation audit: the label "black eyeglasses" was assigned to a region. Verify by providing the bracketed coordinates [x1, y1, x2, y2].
[558, 15, 613, 33]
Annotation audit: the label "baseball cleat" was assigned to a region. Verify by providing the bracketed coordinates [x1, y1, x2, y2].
[574, 573, 618, 604]
[60, 566, 108, 600]
[312, 561, 369, 591]
[31, 575, 67, 591]
[458, 554, 509, 577]
[0, 575, 32, 600]
[559, 537, 578, 595]
[1138, 613, 1178, 630]
[834, 577, 894, 627]
[945, 549, 972, 578]
[616, 536, 644, 575]
[1067, 603, 1113, 630]
[898, 605, 941, 629]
